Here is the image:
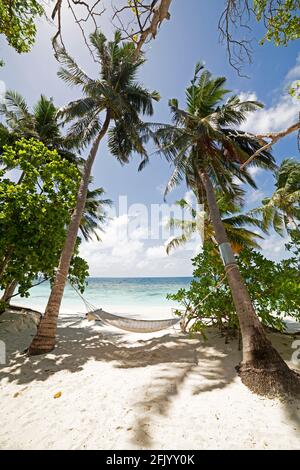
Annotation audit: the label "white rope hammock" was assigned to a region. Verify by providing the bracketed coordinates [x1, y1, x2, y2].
[70, 268, 234, 334]
[87, 308, 181, 333]
[70, 284, 181, 333]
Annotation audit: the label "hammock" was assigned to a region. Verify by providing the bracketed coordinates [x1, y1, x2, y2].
[87, 308, 181, 333]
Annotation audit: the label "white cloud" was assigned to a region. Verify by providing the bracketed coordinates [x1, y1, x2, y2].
[259, 233, 291, 262]
[79, 215, 195, 277]
[285, 53, 300, 80]
[239, 56, 300, 134]
[79, 214, 291, 276]
[184, 189, 196, 206]
[247, 188, 266, 204]
[241, 95, 299, 134]
[78, 58, 300, 276]
[232, 175, 242, 185]
[248, 166, 263, 177]
[238, 91, 258, 103]
[146, 245, 168, 259]
[0, 80, 6, 104]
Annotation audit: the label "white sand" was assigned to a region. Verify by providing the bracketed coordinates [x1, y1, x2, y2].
[0, 309, 299, 450]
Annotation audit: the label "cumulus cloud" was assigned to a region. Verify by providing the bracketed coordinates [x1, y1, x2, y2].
[259, 233, 291, 262]
[146, 245, 168, 259]
[79, 59, 300, 276]
[285, 53, 300, 81]
[184, 189, 196, 206]
[239, 56, 300, 134]
[247, 188, 266, 205]
[248, 166, 263, 177]
[79, 215, 197, 277]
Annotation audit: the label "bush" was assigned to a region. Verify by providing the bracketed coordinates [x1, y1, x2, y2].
[167, 241, 300, 337]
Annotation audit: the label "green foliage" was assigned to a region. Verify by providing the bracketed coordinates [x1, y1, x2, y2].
[254, 0, 300, 45]
[144, 64, 275, 201]
[60, 241, 89, 294]
[289, 80, 300, 100]
[0, 299, 6, 313]
[81, 184, 112, 242]
[166, 192, 265, 255]
[285, 225, 300, 268]
[0, 1, 43, 53]
[252, 158, 300, 234]
[57, 30, 160, 163]
[0, 138, 88, 296]
[168, 242, 300, 335]
[0, 92, 76, 157]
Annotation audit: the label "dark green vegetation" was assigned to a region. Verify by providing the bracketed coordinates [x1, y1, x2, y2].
[168, 240, 300, 335]
[0, 1, 43, 53]
[0, 93, 111, 305]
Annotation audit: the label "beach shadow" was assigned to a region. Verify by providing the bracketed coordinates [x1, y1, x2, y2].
[129, 334, 239, 447]
[1, 318, 239, 448]
[2, 318, 299, 448]
[265, 331, 300, 430]
[1, 320, 224, 381]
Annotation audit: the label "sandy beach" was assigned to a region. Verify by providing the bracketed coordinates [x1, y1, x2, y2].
[0, 309, 299, 450]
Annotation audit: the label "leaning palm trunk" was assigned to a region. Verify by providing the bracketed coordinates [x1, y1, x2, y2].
[28, 112, 111, 355]
[199, 169, 300, 397]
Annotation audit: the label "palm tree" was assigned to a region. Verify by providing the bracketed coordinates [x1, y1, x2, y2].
[80, 183, 112, 242]
[0, 93, 75, 298]
[147, 64, 300, 396]
[166, 191, 265, 254]
[0, 91, 78, 163]
[0, 184, 111, 304]
[28, 30, 159, 355]
[253, 158, 300, 234]
[0, 95, 109, 303]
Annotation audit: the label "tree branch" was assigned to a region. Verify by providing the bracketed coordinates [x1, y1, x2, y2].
[240, 119, 300, 170]
[112, 0, 172, 57]
[50, 0, 172, 62]
[134, 0, 172, 56]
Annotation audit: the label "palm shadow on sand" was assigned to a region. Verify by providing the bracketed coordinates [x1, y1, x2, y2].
[1, 315, 299, 447]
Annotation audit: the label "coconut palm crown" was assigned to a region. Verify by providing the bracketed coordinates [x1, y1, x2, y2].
[0, 92, 78, 162]
[57, 30, 160, 162]
[142, 63, 275, 200]
[252, 158, 300, 235]
[166, 190, 265, 254]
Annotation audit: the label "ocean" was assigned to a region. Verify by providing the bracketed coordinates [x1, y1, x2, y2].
[11, 277, 193, 319]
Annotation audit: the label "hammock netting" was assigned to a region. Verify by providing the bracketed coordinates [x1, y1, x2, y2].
[87, 308, 181, 333]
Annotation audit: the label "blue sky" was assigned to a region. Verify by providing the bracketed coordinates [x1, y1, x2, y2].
[0, 1, 299, 276]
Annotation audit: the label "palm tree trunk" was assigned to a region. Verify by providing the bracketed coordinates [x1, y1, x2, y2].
[198, 169, 300, 397]
[28, 111, 111, 355]
[1, 279, 18, 304]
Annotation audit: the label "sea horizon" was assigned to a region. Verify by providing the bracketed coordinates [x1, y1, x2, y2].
[85, 276, 193, 279]
[10, 276, 193, 318]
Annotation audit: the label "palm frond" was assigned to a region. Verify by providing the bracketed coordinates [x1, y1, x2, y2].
[56, 47, 92, 88]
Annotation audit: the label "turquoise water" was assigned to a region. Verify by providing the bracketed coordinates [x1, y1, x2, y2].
[11, 277, 193, 316]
